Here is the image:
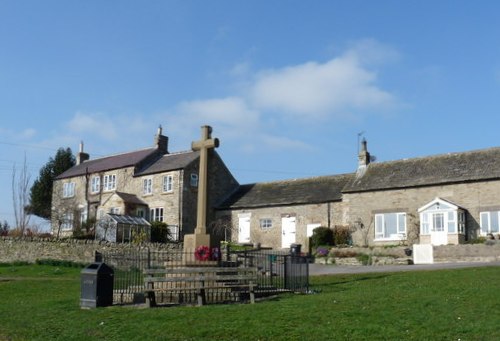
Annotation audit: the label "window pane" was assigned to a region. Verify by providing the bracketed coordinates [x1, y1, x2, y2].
[397, 213, 406, 234]
[385, 213, 397, 237]
[375, 215, 383, 236]
[448, 212, 455, 221]
[448, 221, 456, 233]
[433, 213, 444, 231]
[491, 212, 499, 233]
[480, 212, 489, 234]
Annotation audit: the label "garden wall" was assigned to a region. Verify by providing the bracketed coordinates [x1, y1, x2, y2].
[0, 237, 181, 264]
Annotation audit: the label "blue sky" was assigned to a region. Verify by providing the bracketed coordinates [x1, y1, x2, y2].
[2, 1, 500, 229]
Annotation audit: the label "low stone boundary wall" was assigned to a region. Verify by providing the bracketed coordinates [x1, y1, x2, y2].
[3, 238, 500, 265]
[314, 242, 500, 266]
[0, 237, 181, 264]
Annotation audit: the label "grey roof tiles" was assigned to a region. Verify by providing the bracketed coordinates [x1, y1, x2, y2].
[344, 147, 500, 192]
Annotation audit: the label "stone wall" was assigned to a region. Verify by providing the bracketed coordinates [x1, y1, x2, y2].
[218, 200, 347, 250]
[344, 180, 500, 246]
[0, 237, 181, 264]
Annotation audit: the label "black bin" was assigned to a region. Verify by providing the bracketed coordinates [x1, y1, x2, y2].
[80, 262, 114, 308]
[290, 243, 302, 256]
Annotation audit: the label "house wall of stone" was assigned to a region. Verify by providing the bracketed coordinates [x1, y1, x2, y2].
[218, 200, 347, 250]
[52, 166, 185, 236]
[51, 151, 239, 242]
[344, 179, 500, 246]
[180, 151, 239, 243]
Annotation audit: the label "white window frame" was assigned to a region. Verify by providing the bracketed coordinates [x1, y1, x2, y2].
[91, 176, 100, 193]
[110, 207, 120, 214]
[61, 212, 74, 230]
[143, 178, 153, 195]
[374, 212, 406, 241]
[190, 173, 199, 187]
[167, 224, 179, 241]
[259, 218, 272, 230]
[480, 211, 500, 235]
[150, 207, 164, 222]
[163, 175, 173, 193]
[103, 174, 116, 191]
[63, 182, 75, 198]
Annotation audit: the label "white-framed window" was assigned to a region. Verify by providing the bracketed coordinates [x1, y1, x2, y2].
[61, 212, 74, 230]
[110, 207, 120, 214]
[167, 224, 179, 241]
[480, 211, 500, 235]
[103, 174, 116, 191]
[375, 212, 406, 240]
[163, 175, 173, 193]
[143, 178, 153, 195]
[190, 173, 198, 187]
[260, 218, 272, 230]
[150, 207, 164, 222]
[63, 182, 75, 198]
[91, 176, 100, 193]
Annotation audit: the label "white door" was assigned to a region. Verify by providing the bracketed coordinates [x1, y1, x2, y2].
[238, 216, 251, 243]
[281, 216, 296, 248]
[430, 213, 447, 245]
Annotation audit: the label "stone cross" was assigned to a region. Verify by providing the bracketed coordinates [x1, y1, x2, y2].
[191, 125, 219, 235]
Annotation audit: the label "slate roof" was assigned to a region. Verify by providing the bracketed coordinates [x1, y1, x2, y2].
[343, 147, 500, 193]
[56, 147, 158, 179]
[218, 173, 354, 209]
[135, 150, 199, 176]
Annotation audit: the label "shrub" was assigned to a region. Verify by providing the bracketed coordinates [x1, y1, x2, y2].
[310, 227, 333, 248]
[467, 237, 486, 244]
[150, 221, 171, 243]
[333, 225, 351, 246]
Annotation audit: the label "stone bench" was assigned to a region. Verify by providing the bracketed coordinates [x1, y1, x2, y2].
[143, 266, 257, 307]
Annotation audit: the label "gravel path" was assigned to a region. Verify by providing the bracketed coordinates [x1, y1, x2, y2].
[309, 261, 500, 276]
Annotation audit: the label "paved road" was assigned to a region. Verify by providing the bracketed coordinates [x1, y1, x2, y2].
[309, 261, 500, 276]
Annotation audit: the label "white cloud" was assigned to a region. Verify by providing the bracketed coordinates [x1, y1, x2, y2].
[250, 49, 396, 119]
[20, 128, 36, 139]
[161, 96, 309, 152]
[67, 112, 118, 140]
[159, 39, 399, 152]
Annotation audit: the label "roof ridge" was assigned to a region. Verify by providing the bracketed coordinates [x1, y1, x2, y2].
[370, 145, 500, 166]
[240, 172, 354, 187]
[85, 146, 157, 162]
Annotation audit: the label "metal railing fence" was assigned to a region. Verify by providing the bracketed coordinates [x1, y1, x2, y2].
[98, 246, 309, 305]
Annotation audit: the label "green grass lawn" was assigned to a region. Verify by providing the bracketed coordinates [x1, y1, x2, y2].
[1, 263, 499, 340]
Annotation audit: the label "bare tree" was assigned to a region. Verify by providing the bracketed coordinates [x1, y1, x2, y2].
[11, 155, 31, 235]
[51, 202, 80, 240]
[209, 216, 235, 243]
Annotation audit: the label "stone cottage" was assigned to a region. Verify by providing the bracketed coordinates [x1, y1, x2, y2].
[217, 174, 352, 251]
[51, 126, 239, 242]
[218, 139, 500, 249]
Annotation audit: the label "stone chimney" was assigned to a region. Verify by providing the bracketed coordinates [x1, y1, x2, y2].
[76, 141, 90, 165]
[357, 138, 371, 175]
[154, 125, 169, 154]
